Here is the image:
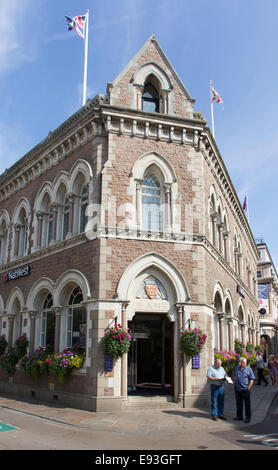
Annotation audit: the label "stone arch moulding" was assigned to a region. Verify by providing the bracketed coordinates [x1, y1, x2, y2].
[223, 290, 234, 316]
[6, 287, 25, 313]
[69, 159, 93, 192]
[132, 62, 173, 92]
[0, 209, 11, 227]
[132, 152, 177, 184]
[212, 282, 224, 311]
[12, 197, 31, 224]
[54, 269, 92, 306]
[26, 277, 55, 311]
[33, 182, 53, 212]
[116, 252, 190, 304]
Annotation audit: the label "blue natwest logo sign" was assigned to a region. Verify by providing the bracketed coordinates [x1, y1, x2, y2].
[4, 265, 31, 282]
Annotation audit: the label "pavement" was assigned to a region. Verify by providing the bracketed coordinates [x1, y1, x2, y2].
[0, 381, 277, 450]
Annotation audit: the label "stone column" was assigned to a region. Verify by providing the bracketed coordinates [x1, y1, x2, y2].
[227, 317, 233, 351]
[164, 183, 172, 232]
[29, 311, 38, 352]
[121, 302, 129, 398]
[14, 224, 20, 257]
[36, 212, 43, 248]
[177, 305, 184, 405]
[217, 223, 223, 255]
[212, 214, 217, 246]
[218, 314, 224, 351]
[223, 231, 229, 260]
[8, 315, 14, 348]
[66, 193, 75, 238]
[50, 203, 58, 244]
[135, 179, 143, 230]
[53, 307, 63, 352]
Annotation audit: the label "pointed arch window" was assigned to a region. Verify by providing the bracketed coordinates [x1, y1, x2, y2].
[79, 184, 89, 233]
[142, 83, 159, 113]
[0, 220, 8, 265]
[62, 197, 70, 240]
[14, 207, 28, 258]
[141, 173, 162, 231]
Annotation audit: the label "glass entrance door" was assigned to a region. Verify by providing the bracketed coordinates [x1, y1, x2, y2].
[128, 313, 171, 394]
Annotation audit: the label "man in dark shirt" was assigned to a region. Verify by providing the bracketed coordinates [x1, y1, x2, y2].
[233, 357, 255, 423]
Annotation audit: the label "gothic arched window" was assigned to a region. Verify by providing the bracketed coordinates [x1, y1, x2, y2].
[141, 173, 162, 231]
[142, 83, 159, 113]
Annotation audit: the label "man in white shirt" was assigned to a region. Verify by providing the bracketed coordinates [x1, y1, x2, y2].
[256, 353, 268, 386]
[207, 358, 227, 421]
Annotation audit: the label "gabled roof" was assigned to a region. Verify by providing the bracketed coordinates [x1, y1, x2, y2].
[110, 34, 195, 104]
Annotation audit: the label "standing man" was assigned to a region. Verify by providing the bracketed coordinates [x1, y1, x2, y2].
[256, 352, 268, 386]
[207, 358, 227, 421]
[233, 357, 256, 423]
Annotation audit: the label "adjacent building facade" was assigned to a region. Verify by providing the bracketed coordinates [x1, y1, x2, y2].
[0, 36, 260, 411]
[256, 238, 278, 357]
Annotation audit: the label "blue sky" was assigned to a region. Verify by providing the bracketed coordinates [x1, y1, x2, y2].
[1, 0, 278, 265]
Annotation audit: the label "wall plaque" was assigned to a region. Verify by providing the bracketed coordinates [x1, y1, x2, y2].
[192, 354, 200, 369]
[104, 352, 113, 372]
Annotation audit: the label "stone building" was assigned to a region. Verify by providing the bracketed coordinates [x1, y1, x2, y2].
[256, 238, 278, 357]
[0, 35, 260, 411]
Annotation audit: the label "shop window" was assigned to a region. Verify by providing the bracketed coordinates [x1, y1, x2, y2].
[40, 293, 55, 349]
[66, 287, 86, 349]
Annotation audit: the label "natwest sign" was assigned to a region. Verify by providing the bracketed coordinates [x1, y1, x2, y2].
[236, 284, 245, 298]
[4, 265, 31, 282]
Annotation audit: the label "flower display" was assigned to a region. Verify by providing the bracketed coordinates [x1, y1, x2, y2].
[0, 335, 8, 356]
[0, 348, 18, 375]
[215, 346, 258, 376]
[20, 346, 85, 383]
[14, 334, 29, 359]
[0, 334, 29, 375]
[21, 347, 53, 378]
[103, 324, 131, 358]
[47, 348, 85, 383]
[180, 327, 207, 356]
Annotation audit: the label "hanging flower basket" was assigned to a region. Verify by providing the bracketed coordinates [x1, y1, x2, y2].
[181, 328, 207, 356]
[103, 324, 131, 359]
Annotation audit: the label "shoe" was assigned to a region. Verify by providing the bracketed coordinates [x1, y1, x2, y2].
[233, 417, 243, 421]
[211, 416, 218, 421]
[244, 418, 251, 423]
[218, 416, 227, 420]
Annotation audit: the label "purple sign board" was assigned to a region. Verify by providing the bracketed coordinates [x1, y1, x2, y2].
[192, 354, 200, 369]
[104, 353, 113, 372]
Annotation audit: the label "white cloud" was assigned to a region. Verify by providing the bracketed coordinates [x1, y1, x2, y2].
[0, 120, 31, 174]
[0, 0, 36, 75]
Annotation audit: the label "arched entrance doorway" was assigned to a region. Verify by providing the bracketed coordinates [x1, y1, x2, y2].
[116, 252, 189, 399]
[128, 312, 173, 395]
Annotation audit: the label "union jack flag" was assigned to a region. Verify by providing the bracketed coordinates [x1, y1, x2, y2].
[65, 14, 87, 39]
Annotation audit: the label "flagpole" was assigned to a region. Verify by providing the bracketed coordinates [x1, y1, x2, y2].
[246, 193, 250, 224]
[210, 81, 215, 138]
[82, 9, 89, 106]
